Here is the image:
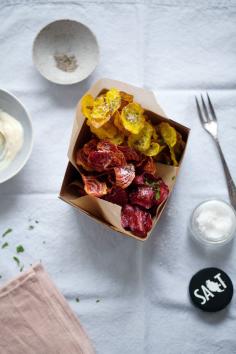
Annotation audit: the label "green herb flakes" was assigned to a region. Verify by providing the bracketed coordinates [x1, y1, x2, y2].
[172, 176, 176, 181]
[28, 225, 34, 230]
[35, 220, 39, 224]
[2, 228, 12, 237]
[96, 299, 100, 303]
[20, 265, 24, 272]
[16, 245, 24, 253]
[76, 297, 80, 303]
[155, 189, 160, 200]
[1, 242, 9, 249]
[13, 256, 20, 267]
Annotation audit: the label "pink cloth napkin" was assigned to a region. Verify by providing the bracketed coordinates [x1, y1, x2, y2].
[0, 264, 95, 354]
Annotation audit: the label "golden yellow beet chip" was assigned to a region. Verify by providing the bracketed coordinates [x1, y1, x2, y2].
[106, 88, 121, 113]
[121, 103, 145, 134]
[113, 111, 129, 137]
[157, 122, 180, 165]
[144, 142, 161, 157]
[128, 122, 153, 152]
[174, 131, 186, 158]
[87, 119, 124, 145]
[82, 89, 121, 129]
[81, 94, 94, 119]
[87, 119, 117, 139]
[151, 127, 159, 141]
[87, 95, 110, 128]
[113, 111, 124, 131]
[82, 94, 110, 128]
[159, 122, 177, 147]
[109, 133, 124, 145]
[170, 147, 178, 166]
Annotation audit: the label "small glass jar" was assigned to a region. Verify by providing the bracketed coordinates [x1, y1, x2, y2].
[190, 199, 236, 246]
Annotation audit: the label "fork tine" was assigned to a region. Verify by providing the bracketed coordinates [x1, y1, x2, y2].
[206, 92, 217, 121]
[195, 96, 206, 125]
[200, 94, 210, 121]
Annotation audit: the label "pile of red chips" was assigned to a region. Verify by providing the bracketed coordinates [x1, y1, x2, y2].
[76, 139, 169, 238]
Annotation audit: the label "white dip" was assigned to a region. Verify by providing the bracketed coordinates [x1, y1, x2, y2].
[193, 200, 236, 244]
[0, 110, 24, 171]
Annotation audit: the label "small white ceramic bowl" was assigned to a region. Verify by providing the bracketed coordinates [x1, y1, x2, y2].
[0, 89, 33, 183]
[33, 19, 99, 85]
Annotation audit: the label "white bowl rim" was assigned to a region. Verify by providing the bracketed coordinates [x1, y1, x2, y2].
[32, 18, 100, 85]
[0, 88, 34, 183]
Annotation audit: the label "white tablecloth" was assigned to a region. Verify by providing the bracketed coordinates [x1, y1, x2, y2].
[1, 1, 236, 353]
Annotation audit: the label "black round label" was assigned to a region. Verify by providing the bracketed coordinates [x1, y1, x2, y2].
[189, 268, 233, 312]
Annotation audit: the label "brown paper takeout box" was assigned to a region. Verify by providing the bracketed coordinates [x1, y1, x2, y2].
[60, 78, 190, 241]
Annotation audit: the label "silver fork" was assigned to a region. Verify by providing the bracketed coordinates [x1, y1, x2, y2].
[195, 93, 236, 210]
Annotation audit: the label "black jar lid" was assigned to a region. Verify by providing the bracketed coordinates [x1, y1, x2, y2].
[189, 267, 233, 312]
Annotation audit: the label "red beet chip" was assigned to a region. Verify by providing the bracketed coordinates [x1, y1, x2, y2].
[120, 204, 134, 229]
[81, 174, 107, 197]
[153, 179, 169, 206]
[114, 164, 135, 189]
[143, 172, 159, 184]
[132, 206, 153, 237]
[88, 151, 112, 172]
[117, 146, 140, 162]
[140, 173, 169, 205]
[121, 204, 153, 238]
[76, 139, 99, 171]
[135, 153, 146, 167]
[110, 151, 126, 168]
[142, 157, 157, 175]
[103, 187, 128, 206]
[97, 140, 119, 153]
[132, 173, 169, 207]
[77, 139, 126, 173]
[83, 138, 98, 155]
[132, 174, 145, 185]
[106, 171, 116, 186]
[98, 141, 126, 167]
[133, 172, 158, 186]
[129, 186, 154, 209]
[76, 149, 93, 171]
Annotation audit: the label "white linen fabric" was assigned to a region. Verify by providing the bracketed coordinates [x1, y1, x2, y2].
[0, 1, 236, 353]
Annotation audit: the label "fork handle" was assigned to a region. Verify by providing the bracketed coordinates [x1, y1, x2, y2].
[215, 139, 236, 210]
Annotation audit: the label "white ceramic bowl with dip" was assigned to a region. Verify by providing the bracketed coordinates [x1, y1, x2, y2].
[190, 199, 236, 246]
[33, 19, 100, 85]
[0, 89, 33, 184]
